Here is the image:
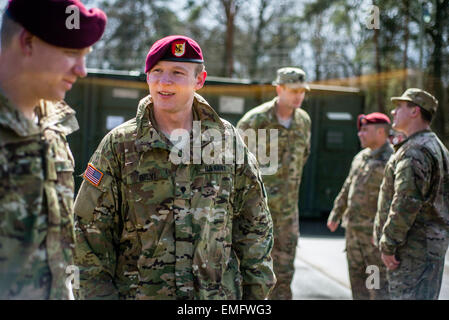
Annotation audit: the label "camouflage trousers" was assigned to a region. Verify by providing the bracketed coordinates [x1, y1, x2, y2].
[387, 254, 445, 300]
[345, 228, 389, 300]
[268, 211, 299, 300]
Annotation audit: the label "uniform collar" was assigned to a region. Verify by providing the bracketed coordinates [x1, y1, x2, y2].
[0, 88, 41, 137]
[134, 93, 226, 152]
[0, 86, 78, 138]
[37, 100, 79, 136]
[270, 97, 304, 129]
[393, 129, 432, 152]
[369, 141, 392, 158]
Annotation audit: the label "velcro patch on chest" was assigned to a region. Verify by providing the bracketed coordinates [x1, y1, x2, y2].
[138, 169, 170, 182]
[200, 164, 230, 174]
[83, 163, 104, 187]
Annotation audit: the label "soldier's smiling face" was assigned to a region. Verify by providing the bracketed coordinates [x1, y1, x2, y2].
[147, 60, 206, 114]
[25, 36, 89, 101]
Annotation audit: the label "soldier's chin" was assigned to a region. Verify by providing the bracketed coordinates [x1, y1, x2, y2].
[46, 91, 66, 102]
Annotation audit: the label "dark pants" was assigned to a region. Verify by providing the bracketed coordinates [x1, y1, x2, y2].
[387, 255, 445, 300]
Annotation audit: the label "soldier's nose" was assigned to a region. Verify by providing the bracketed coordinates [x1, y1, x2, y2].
[74, 61, 87, 78]
[159, 72, 173, 85]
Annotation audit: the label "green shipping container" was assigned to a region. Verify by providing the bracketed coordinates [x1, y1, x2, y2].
[65, 70, 364, 219]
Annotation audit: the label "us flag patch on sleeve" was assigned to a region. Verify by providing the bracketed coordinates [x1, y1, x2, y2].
[84, 163, 104, 187]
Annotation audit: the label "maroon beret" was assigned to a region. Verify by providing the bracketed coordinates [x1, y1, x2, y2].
[357, 112, 391, 131]
[145, 35, 204, 73]
[6, 0, 107, 49]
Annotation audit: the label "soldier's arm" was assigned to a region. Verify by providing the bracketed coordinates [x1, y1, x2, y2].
[379, 149, 433, 255]
[236, 117, 249, 132]
[73, 136, 121, 299]
[327, 175, 351, 224]
[232, 137, 276, 300]
[373, 177, 389, 247]
[327, 155, 357, 224]
[303, 116, 312, 165]
[236, 118, 255, 154]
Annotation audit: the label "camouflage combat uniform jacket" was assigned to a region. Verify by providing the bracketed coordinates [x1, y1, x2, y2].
[74, 93, 275, 300]
[328, 142, 393, 234]
[374, 130, 449, 258]
[236, 97, 311, 224]
[0, 92, 79, 299]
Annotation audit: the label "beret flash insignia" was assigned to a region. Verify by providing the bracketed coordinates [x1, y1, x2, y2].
[172, 41, 186, 57]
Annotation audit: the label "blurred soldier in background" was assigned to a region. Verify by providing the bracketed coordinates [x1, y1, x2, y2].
[374, 88, 449, 300]
[237, 67, 311, 300]
[73, 35, 276, 300]
[327, 112, 393, 300]
[0, 0, 106, 299]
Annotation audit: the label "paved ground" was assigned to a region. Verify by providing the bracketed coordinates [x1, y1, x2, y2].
[291, 220, 449, 300]
[292, 236, 351, 300]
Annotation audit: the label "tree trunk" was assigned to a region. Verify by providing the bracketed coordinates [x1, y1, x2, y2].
[374, 27, 385, 113]
[402, 0, 409, 90]
[221, 0, 238, 77]
[249, 0, 269, 78]
[313, 16, 323, 82]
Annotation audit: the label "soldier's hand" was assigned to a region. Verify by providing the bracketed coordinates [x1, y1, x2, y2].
[381, 253, 400, 270]
[327, 221, 339, 232]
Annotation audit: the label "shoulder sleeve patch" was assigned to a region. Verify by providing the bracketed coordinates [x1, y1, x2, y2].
[83, 163, 104, 187]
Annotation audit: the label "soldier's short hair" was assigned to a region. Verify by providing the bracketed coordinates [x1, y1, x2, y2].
[1, 12, 22, 49]
[194, 63, 205, 77]
[407, 101, 432, 124]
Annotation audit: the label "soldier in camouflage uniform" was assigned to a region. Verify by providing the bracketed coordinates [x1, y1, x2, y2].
[374, 88, 449, 300]
[0, 0, 106, 299]
[327, 112, 393, 300]
[237, 67, 311, 300]
[73, 35, 276, 300]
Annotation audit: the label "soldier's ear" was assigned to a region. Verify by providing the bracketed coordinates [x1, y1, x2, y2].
[18, 29, 34, 56]
[376, 127, 383, 137]
[275, 85, 283, 96]
[194, 70, 207, 91]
